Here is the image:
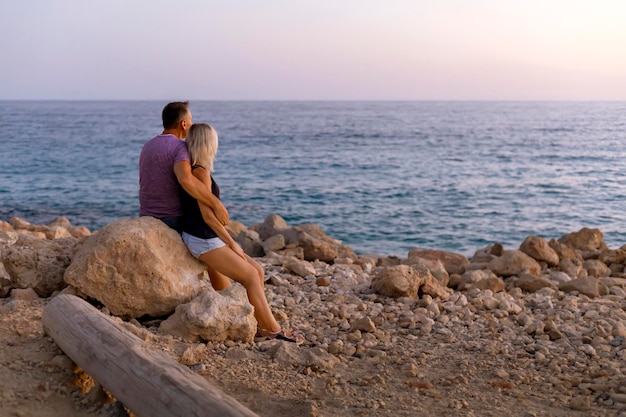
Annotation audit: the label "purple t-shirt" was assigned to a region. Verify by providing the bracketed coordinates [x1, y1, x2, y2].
[139, 134, 190, 218]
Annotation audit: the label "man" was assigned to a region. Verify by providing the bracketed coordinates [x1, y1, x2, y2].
[139, 101, 228, 231]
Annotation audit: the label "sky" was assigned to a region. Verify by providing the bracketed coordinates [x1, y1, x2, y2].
[1, 0, 626, 100]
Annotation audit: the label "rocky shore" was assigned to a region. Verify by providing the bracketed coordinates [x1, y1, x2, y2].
[1, 214, 625, 417]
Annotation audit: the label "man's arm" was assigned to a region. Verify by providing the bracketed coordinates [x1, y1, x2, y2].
[173, 160, 229, 225]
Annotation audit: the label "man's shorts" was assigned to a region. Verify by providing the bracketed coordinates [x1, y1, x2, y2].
[182, 232, 226, 258]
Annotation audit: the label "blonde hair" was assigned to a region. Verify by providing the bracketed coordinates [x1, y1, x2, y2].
[186, 123, 218, 172]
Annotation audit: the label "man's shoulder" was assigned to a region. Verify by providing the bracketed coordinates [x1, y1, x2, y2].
[145, 134, 181, 145]
[142, 134, 187, 152]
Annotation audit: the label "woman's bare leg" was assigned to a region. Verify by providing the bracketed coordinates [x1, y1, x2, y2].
[243, 254, 265, 287]
[205, 266, 232, 291]
[199, 246, 280, 333]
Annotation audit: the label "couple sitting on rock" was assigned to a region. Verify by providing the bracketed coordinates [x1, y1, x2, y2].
[139, 101, 302, 344]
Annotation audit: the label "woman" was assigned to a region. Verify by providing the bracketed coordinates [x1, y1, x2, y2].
[180, 123, 302, 344]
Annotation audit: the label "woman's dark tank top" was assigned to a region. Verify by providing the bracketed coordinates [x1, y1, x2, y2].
[180, 170, 221, 239]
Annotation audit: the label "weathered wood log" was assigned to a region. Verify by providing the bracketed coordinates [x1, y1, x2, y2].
[42, 294, 259, 417]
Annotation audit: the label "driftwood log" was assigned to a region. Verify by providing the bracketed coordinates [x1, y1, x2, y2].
[42, 294, 259, 417]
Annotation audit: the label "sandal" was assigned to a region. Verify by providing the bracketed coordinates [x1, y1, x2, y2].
[257, 327, 304, 345]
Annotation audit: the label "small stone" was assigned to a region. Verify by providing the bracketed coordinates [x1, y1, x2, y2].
[579, 344, 597, 357]
[483, 296, 499, 310]
[46, 355, 75, 371]
[9, 288, 40, 302]
[613, 321, 626, 337]
[568, 396, 590, 411]
[285, 258, 317, 278]
[549, 329, 564, 341]
[350, 317, 376, 333]
[327, 341, 343, 355]
[494, 369, 509, 378]
[315, 277, 331, 287]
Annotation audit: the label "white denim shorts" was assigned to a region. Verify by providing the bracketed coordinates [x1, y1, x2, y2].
[182, 232, 226, 258]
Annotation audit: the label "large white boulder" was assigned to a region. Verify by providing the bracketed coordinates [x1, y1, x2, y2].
[64, 217, 207, 318]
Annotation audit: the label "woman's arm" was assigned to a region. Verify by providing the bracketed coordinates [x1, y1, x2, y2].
[174, 160, 229, 225]
[191, 167, 246, 259]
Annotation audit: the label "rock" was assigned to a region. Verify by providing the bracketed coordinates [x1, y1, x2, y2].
[470, 243, 504, 265]
[583, 259, 611, 277]
[235, 229, 265, 257]
[350, 316, 376, 333]
[46, 216, 73, 229]
[224, 348, 262, 361]
[69, 226, 92, 238]
[559, 258, 586, 279]
[599, 247, 626, 265]
[64, 217, 207, 318]
[178, 344, 208, 365]
[406, 248, 469, 275]
[46, 355, 75, 371]
[568, 396, 591, 411]
[293, 224, 338, 244]
[458, 270, 504, 292]
[376, 256, 402, 267]
[482, 296, 500, 310]
[285, 258, 316, 278]
[403, 257, 449, 287]
[278, 224, 357, 263]
[327, 340, 344, 355]
[486, 250, 541, 277]
[548, 271, 572, 285]
[277, 246, 305, 260]
[599, 277, 626, 288]
[159, 287, 256, 343]
[470, 276, 505, 292]
[516, 273, 555, 292]
[315, 277, 331, 287]
[558, 276, 599, 298]
[226, 220, 247, 237]
[44, 216, 76, 239]
[371, 264, 451, 300]
[355, 255, 377, 269]
[448, 273, 463, 289]
[298, 232, 338, 263]
[266, 343, 340, 370]
[613, 321, 626, 337]
[0, 262, 11, 297]
[548, 238, 581, 261]
[17, 229, 46, 240]
[2, 236, 79, 297]
[519, 236, 559, 266]
[250, 213, 289, 240]
[220, 283, 249, 303]
[336, 244, 358, 261]
[262, 234, 286, 254]
[608, 262, 625, 276]
[0, 224, 18, 246]
[45, 226, 73, 240]
[0, 220, 13, 233]
[333, 257, 353, 265]
[9, 287, 40, 301]
[58, 284, 88, 298]
[488, 243, 504, 256]
[559, 227, 607, 252]
[10, 217, 48, 233]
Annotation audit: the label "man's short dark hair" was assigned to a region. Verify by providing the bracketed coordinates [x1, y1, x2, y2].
[162, 101, 190, 129]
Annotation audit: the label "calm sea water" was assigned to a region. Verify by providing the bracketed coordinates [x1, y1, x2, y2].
[1, 101, 625, 257]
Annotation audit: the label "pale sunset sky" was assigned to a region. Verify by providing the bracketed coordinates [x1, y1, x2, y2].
[1, 0, 625, 100]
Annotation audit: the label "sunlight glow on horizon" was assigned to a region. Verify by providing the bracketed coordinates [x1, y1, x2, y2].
[1, 0, 625, 100]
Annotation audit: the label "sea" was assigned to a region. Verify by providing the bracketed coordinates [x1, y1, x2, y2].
[1, 101, 625, 257]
